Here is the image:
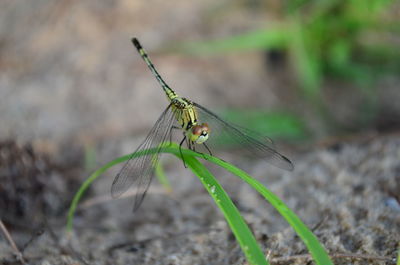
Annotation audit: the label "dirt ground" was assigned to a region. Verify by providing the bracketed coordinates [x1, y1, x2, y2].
[1, 1, 399, 265]
[0, 134, 399, 265]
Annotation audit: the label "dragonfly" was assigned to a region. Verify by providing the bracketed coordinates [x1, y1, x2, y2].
[111, 37, 294, 211]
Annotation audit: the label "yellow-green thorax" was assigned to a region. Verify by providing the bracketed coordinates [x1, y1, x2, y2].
[170, 96, 198, 131]
[170, 96, 210, 144]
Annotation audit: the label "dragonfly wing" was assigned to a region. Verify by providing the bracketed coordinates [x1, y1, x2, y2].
[111, 104, 177, 211]
[193, 102, 294, 171]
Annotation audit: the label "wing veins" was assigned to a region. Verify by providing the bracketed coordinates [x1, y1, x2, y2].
[193, 102, 294, 171]
[111, 104, 177, 207]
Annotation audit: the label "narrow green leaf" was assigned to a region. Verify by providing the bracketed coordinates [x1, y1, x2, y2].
[220, 109, 307, 140]
[176, 28, 289, 55]
[288, 19, 322, 99]
[155, 160, 172, 193]
[67, 144, 332, 265]
[209, 154, 333, 265]
[397, 247, 400, 265]
[182, 154, 269, 265]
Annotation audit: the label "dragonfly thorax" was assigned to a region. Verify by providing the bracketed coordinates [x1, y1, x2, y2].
[170, 97, 198, 130]
[171, 97, 191, 109]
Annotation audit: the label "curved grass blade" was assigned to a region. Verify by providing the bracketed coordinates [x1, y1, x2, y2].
[181, 153, 269, 265]
[155, 160, 172, 193]
[201, 151, 333, 265]
[397, 248, 400, 265]
[177, 146, 332, 265]
[67, 144, 332, 265]
[175, 28, 289, 55]
[67, 144, 269, 264]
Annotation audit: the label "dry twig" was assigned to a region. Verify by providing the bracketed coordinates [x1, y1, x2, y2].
[0, 219, 27, 264]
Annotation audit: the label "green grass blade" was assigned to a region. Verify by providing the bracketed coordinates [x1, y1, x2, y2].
[155, 160, 172, 192]
[176, 146, 333, 265]
[182, 154, 269, 265]
[67, 145, 269, 265]
[289, 18, 322, 99]
[220, 109, 307, 140]
[397, 247, 400, 265]
[83, 142, 97, 171]
[175, 28, 289, 55]
[67, 144, 332, 265]
[208, 155, 333, 265]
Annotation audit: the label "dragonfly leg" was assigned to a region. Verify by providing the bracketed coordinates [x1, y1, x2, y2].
[190, 141, 195, 151]
[191, 143, 208, 160]
[203, 143, 213, 156]
[179, 136, 187, 168]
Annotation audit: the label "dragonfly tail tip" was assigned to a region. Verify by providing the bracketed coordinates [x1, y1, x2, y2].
[131, 37, 142, 50]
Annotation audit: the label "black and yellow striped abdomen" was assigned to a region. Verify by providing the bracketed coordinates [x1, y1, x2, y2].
[131, 38, 199, 133]
[132, 38, 178, 101]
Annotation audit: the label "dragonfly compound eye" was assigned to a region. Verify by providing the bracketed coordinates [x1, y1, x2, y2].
[192, 125, 203, 136]
[190, 124, 209, 144]
[201, 123, 210, 133]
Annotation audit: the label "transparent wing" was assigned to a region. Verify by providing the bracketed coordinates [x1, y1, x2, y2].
[193, 102, 294, 171]
[111, 104, 177, 211]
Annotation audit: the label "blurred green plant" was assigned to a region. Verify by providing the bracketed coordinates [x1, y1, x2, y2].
[221, 109, 307, 140]
[155, 160, 172, 193]
[83, 143, 97, 171]
[397, 248, 400, 265]
[176, 0, 399, 130]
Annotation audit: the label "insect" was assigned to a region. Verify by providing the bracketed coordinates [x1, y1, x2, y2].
[111, 38, 294, 211]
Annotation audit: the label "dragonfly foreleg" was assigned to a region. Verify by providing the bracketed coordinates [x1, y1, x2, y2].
[179, 136, 187, 168]
[203, 142, 212, 156]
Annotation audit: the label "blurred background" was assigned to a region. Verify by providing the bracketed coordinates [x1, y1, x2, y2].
[1, 0, 400, 263]
[1, 0, 399, 147]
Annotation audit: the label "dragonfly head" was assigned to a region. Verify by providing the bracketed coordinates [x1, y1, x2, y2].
[189, 123, 210, 144]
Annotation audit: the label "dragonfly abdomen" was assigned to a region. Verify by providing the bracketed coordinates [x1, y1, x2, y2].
[131, 38, 178, 101]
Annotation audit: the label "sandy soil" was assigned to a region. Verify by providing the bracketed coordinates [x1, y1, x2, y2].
[1, 134, 399, 265]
